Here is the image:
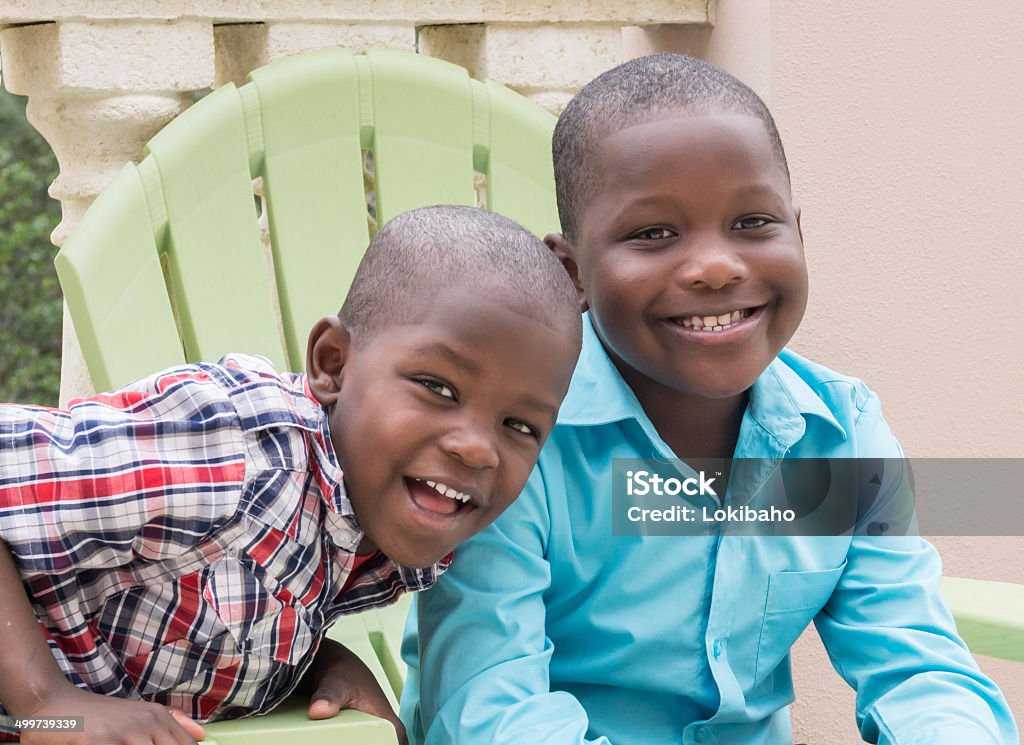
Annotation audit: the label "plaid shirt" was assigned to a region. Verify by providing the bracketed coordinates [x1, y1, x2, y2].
[0, 354, 448, 725]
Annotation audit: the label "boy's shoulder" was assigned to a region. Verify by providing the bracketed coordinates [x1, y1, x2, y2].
[108, 353, 324, 435]
[189, 353, 324, 434]
[772, 348, 878, 419]
[769, 349, 901, 458]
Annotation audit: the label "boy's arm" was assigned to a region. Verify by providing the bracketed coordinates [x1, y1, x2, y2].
[0, 539, 74, 720]
[0, 383, 244, 577]
[818, 534, 1016, 745]
[0, 540, 205, 745]
[401, 471, 611, 745]
[816, 394, 1017, 745]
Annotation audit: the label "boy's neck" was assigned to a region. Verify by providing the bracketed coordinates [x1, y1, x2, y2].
[633, 382, 749, 460]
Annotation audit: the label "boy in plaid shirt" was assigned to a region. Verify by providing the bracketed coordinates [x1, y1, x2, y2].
[0, 205, 582, 745]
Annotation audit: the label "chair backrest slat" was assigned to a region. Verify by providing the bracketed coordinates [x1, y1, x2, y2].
[54, 164, 185, 392]
[482, 80, 560, 238]
[368, 49, 477, 222]
[145, 82, 286, 369]
[252, 50, 370, 368]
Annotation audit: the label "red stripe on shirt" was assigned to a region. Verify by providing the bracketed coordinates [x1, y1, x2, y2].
[66, 390, 151, 409]
[196, 662, 241, 720]
[0, 462, 245, 507]
[162, 572, 204, 646]
[246, 526, 287, 566]
[154, 370, 212, 393]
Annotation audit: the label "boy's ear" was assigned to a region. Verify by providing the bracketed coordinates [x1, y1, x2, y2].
[306, 315, 351, 407]
[544, 232, 589, 313]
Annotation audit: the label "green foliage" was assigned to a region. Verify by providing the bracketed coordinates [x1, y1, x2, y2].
[0, 89, 62, 406]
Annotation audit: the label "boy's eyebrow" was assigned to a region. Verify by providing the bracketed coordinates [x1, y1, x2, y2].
[412, 343, 484, 375]
[514, 394, 561, 423]
[612, 183, 786, 211]
[731, 183, 788, 202]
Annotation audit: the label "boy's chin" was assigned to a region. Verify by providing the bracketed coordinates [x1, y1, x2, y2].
[375, 542, 450, 570]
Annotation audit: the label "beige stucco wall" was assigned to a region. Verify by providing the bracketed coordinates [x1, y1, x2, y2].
[686, 1, 1024, 741]
[1, 0, 1021, 741]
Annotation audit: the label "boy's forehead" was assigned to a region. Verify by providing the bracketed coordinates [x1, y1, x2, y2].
[595, 108, 778, 166]
[586, 111, 789, 194]
[408, 285, 569, 337]
[370, 282, 576, 359]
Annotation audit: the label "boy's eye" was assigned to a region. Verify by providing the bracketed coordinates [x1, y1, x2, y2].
[732, 216, 771, 230]
[506, 418, 540, 439]
[418, 379, 457, 401]
[632, 227, 676, 241]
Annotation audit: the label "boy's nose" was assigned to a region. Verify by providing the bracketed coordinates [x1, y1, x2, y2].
[441, 420, 500, 470]
[674, 239, 747, 290]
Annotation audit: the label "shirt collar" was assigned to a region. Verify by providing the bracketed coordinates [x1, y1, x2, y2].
[557, 314, 847, 450]
[300, 375, 363, 551]
[748, 349, 847, 448]
[556, 314, 649, 427]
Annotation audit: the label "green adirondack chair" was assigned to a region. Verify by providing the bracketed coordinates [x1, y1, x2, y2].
[55, 47, 557, 393]
[52, 47, 558, 745]
[49, 45, 1022, 745]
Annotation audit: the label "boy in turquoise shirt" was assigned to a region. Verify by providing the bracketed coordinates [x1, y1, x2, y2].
[399, 55, 1017, 744]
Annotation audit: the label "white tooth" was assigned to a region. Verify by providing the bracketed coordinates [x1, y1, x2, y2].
[682, 318, 692, 328]
[703, 316, 717, 327]
[717, 313, 731, 325]
[691, 316, 704, 328]
[459, 493, 470, 503]
[713, 325, 723, 331]
[444, 486, 460, 499]
[731, 310, 741, 323]
[434, 482, 449, 494]
[426, 480, 436, 488]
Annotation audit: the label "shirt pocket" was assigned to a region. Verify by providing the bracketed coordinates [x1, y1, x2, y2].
[754, 561, 847, 682]
[201, 554, 316, 666]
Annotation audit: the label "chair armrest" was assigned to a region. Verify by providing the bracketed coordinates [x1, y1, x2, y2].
[200, 698, 399, 745]
[941, 576, 1024, 663]
[200, 610, 403, 744]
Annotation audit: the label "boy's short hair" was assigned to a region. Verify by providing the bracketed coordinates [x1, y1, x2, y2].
[340, 205, 582, 340]
[553, 53, 791, 239]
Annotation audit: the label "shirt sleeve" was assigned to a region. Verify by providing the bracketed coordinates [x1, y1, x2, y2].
[400, 465, 611, 745]
[815, 392, 1018, 745]
[0, 364, 247, 576]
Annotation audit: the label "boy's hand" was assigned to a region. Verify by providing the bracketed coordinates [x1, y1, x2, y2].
[19, 684, 205, 745]
[304, 638, 408, 745]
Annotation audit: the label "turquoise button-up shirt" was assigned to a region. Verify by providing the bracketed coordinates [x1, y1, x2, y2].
[401, 318, 1016, 745]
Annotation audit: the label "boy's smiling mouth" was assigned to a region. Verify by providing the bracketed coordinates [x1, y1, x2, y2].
[662, 304, 767, 336]
[406, 476, 480, 517]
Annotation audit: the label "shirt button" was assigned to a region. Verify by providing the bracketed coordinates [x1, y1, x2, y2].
[695, 725, 712, 742]
[712, 638, 723, 658]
